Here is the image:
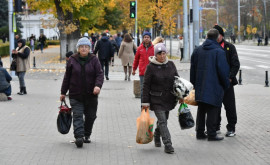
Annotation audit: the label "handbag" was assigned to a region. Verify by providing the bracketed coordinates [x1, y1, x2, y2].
[10, 59, 16, 71]
[57, 100, 72, 134]
[178, 103, 195, 130]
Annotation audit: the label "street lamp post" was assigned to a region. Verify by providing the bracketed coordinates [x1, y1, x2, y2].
[238, 0, 241, 43]
[8, 0, 15, 76]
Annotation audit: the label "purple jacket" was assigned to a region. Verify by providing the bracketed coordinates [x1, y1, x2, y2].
[61, 53, 104, 99]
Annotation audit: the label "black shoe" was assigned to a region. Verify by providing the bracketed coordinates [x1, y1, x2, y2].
[164, 145, 174, 154]
[17, 87, 24, 95]
[106, 77, 109, 80]
[154, 136, 161, 147]
[23, 87, 27, 95]
[84, 136, 91, 143]
[208, 135, 224, 141]
[196, 133, 207, 140]
[75, 137, 84, 148]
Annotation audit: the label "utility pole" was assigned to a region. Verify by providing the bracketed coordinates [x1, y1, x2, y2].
[189, 0, 193, 55]
[238, 0, 241, 43]
[8, 0, 15, 76]
[183, 0, 189, 61]
[193, 0, 200, 47]
[135, 0, 138, 46]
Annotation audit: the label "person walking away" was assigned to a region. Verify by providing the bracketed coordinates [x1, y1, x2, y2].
[94, 33, 113, 80]
[118, 33, 137, 81]
[29, 34, 35, 53]
[177, 36, 184, 61]
[109, 35, 119, 66]
[142, 43, 180, 153]
[257, 36, 262, 46]
[265, 35, 268, 46]
[11, 39, 30, 95]
[115, 33, 122, 56]
[60, 37, 104, 148]
[91, 33, 97, 52]
[0, 60, 12, 100]
[38, 33, 47, 53]
[152, 36, 164, 45]
[190, 29, 230, 141]
[132, 32, 154, 100]
[213, 25, 240, 137]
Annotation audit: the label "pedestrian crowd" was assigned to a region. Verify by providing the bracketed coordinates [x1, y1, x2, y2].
[0, 25, 240, 154]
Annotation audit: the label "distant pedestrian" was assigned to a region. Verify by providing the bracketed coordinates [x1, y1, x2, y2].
[258, 36, 262, 46]
[14, 35, 20, 49]
[177, 36, 184, 61]
[118, 33, 137, 81]
[115, 33, 122, 55]
[265, 35, 268, 46]
[38, 33, 47, 53]
[94, 33, 114, 80]
[91, 33, 97, 52]
[60, 37, 104, 148]
[132, 32, 154, 100]
[11, 39, 30, 95]
[142, 43, 180, 154]
[214, 24, 240, 137]
[0, 60, 12, 100]
[152, 36, 164, 45]
[109, 35, 119, 66]
[29, 34, 36, 53]
[190, 29, 230, 141]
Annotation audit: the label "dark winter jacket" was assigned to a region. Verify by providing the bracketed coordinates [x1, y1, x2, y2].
[0, 67, 12, 91]
[110, 39, 119, 53]
[93, 36, 114, 60]
[115, 37, 122, 48]
[221, 39, 240, 86]
[142, 56, 179, 111]
[61, 53, 104, 100]
[190, 39, 230, 107]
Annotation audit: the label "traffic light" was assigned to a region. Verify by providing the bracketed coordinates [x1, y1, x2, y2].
[130, 1, 136, 18]
[15, 0, 23, 12]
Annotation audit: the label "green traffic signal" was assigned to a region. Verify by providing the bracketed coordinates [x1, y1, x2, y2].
[130, 1, 136, 18]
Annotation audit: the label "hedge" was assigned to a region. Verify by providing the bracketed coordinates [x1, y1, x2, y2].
[0, 40, 60, 57]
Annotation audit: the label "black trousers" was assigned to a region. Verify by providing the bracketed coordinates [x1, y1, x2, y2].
[99, 59, 109, 78]
[196, 102, 219, 137]
[180, 48, 183, 61]
[216, 85, 237, 132]
[70, 95, 98, 138]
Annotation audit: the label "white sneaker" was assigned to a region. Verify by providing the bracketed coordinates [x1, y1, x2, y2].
[225, 131, 236, 137]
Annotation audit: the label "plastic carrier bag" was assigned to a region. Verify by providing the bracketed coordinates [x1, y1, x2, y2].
[178, 103, 195, 130]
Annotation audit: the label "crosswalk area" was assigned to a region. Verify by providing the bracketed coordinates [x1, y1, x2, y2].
[107, 71, 140, 81]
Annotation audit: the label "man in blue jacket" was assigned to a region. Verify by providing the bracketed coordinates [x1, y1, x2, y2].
[190, 29, 230, 141]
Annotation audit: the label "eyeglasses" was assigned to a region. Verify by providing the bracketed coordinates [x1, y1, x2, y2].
[79, 45, 90, 49]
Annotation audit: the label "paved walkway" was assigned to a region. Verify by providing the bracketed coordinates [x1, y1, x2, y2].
[0, 46, 270, 165]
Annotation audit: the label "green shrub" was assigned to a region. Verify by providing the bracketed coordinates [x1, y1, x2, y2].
[0, 43, 10, 57]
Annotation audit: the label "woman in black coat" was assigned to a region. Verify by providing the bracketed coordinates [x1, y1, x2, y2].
[142, 43, 180, 154]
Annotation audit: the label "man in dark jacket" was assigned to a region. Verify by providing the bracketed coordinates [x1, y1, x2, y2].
[109, 35, 119, 66]
[214, 25, 240, 137]
[94, 33, 113, 80]
[0, 60, 12, 100]
[190, 29, 230, 141]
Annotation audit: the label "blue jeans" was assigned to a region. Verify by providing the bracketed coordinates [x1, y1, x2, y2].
[139, 76, 144, 102]
[0, 86, 11, 96]
[154, 111, 172, 146]
[40, 44, 44, 52]
[17, 72, 26, 87]
[70, 96, 98, 138]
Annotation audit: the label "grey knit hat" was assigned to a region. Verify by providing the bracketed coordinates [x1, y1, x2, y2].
[154, 43, 167, 56]
[76, 37, 91, 49]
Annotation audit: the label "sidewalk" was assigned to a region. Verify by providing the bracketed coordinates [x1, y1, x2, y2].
[0, 46, 269, 165]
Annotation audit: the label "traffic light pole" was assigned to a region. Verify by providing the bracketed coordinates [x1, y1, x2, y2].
[135, 0, 137, 46]
[8, 0, 15, 76]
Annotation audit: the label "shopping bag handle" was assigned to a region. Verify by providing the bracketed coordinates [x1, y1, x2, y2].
[61, 100, 68, 107]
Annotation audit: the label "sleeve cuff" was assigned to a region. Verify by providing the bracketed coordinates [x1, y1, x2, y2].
[141, 103, 150, 106]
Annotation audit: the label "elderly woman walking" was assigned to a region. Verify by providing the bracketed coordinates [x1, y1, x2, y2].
[11, 39, 30, 95]
[118, 33, 137, 81]
[60, 37, 104, 148]
[142, 43, 180, 154]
